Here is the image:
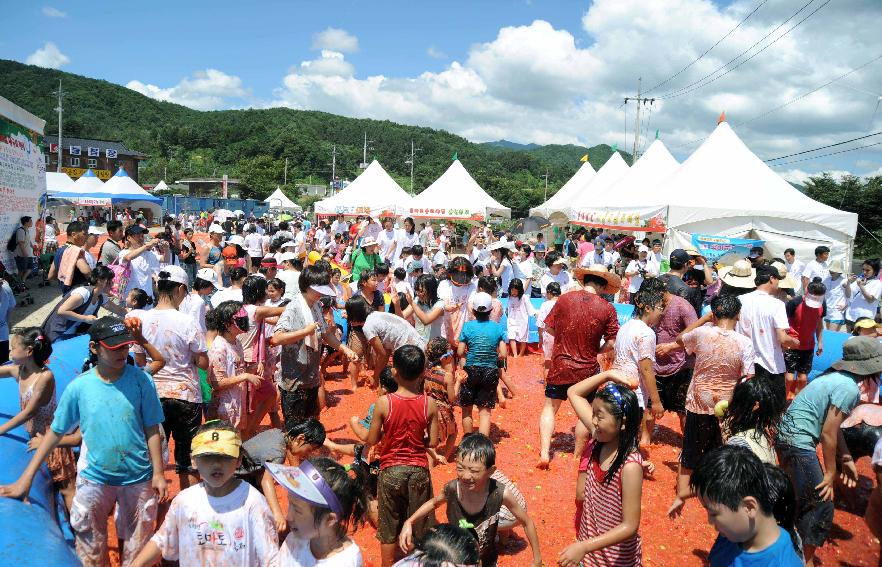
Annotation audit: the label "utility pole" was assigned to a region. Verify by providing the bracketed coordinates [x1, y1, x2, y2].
[330, 145, 337, 195]
[623, 77, 654, 165]
[542, 169, 549, 202]
[283, 157, 288, 186]
[52, 79, 66, 172]
[404, 140, 422, 195]
[361, 132, 373, 169]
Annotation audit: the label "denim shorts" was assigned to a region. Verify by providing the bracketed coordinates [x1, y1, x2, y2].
[777, 444, 834, 547]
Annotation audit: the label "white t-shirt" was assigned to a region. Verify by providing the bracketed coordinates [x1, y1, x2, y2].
[331, 220, 349, 235]
[314, 228, 327, 248]
[802, 259, 829, 283]
[432, 250, 448, 267]
[626, 259, 658, 293]
[496, 259, 513, 293]
[63, 286, 102, 335]
[469, 246, 491, 268]
[846, 278, 882, 321]
[786, 259, 806, 292]
[736, 290, 790, 374]
[244, 232, 264, 258]
[394, 279, 414, 297]
[180, 292, 209, 333]
[151, 481, 278, 567]
[211, 286, 244, 308]
[138, 308, 207, 403]
[278, 269, 301, 300]
[363, 311, 427, 351]
[120, 248, 160, 299]
[536, 298, 556, 329]
[822, 274, 847, 319]
[377, 229, 397, 261]
[280, 533, 362, 566]
[611, 319, 657, 408]
[364, 221, 382, 241]
[540, 270, 572, 294]
[515, 258, 536, 288]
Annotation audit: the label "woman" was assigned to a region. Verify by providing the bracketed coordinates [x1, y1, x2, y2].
[845, 259, 882, 331]
[53, 266, 125, 340]
[346, 269, 385, 390]
[43, 216, 59, 255]
[179, 267, 217, 333]
[397, 217, 420, 265]
[488, 243, 514, 297]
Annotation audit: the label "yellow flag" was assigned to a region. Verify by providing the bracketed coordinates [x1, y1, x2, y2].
[580, 154, 589, 162]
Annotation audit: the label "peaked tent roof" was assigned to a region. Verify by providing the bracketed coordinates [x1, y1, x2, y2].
[68, 168, 106, 194]
[407, 159, 510, 221]
[265, 187, 302, 211]
[315, 160, 411, 217]
[100, 168, 162, 202]
[46, 171, 74, 194]
[153, 180, 169, 192]
[529, 161, 596, 219]
[659, 122, 856, 238]
[565, 152, 630, 213]
[604, 139, 680, 206]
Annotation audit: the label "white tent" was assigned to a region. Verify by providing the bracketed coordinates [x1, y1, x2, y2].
[102, 168, 162, 202]
[153, 180, 169, 192]
[407, 159, 510, 222]
[529, 160, 595, 222]
[46, 171, 74, 194]
[264, 187, 302, 211]
[569, 140, 679, 233]
[315, 160, 411, 218]
[564, 152, 630, 223]
[658, 122, 857, 264]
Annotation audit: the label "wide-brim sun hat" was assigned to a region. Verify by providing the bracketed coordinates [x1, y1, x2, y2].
[828, 259, 844, 273]
[832, 336, 882, 376]
[361, 237, 378, 248]
[718, 259, 756, 289]
[572, 264, 621, 295]
[770, 261, 798, 289]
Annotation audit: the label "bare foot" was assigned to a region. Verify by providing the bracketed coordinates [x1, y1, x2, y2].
[536, 456, 550, 470]
[642, 460, 655, 478]
[498, 397, 507, 409]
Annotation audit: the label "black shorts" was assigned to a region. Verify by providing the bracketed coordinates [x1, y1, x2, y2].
[160, 398, 203, 474]
[755, 364, 786, 407]
[279, 386, 319, 431]
[784, 349, 814, 375]
[545, 383, 572, 401]
[458, 366, 500, 409]
[680, 411, 723, 470]
[655, 367, 692, 414]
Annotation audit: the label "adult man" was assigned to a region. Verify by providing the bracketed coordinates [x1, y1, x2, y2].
[660, 249, 706, 317]
[119, 225, 163, 301]
[647, 239, 664, 272]
[201, 224, 225, 267]
[737, 264, 801, 404]
[351, 237, 382, 283]
[538, 264, 620, 468]
[467, 231, 491, 273]
[376, 218, 398, 263]
[99, 220, 124, 266]
[11, 216, 35, 281]
[747, 246, 765, 268]
[625, 245, 658, 303]
[581, 238, 613, 269]
[244, 225, 264, 272]
[331, 214, 349, 236]
[47, 221, 92, 294]
[783, 248, 806, 295]
[802, 245, 830, 292]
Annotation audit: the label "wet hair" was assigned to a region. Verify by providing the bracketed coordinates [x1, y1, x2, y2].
[285, 418, 326, 447]
[710, 294, 741, 320]
[304, 456, 369, 538]
[631, 285, 665, 318]
[591, 383, 642, 484]
[864, 259, 881, 277]
[683, 268, 706, 285]
[477, 275, 497, 295]
[814, 245, 829, 257]
[454, 433, 495, 468]
[357, 270, 376, 289]
[196, 419, 239, 437]
[393, 267, 406, 281]
[806, 277, 826, 296]
[544, 251, 561, 268]
[298, 265, 330, 294]
[722, 377, 783, 450]
[415, 274, 439, 305]
[128, 288, 153, 309]
[784, 248, 795, 256]
[754, 264, 778, 286]
[582, 273, 609, 288]
[411, 244, 424, 257]
[374, 263, 390, 277]
[14, 327, 52, 366]
[242, 275, 268, 305]
[407, 524, 480, 567]
[344, 295, 373, 325]
[545, 282, 562, 297]
[66, 221, 85, 237]
[106, 220, 122, 233]
[229, 267, 249, 283]
[266, 277, 285, 292]
[507, 278, 524, 298]
[206, 300, 247, 332]
[393, 344, 426, 381]
[89, 265, 114, 285]
[448, 256, 475, 281]
[521, 244, 532, 256]
[426, 336, 452, 367]
[379, 366, 399, 393]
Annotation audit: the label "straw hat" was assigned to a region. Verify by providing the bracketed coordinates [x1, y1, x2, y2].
[360, 237, 378, 248]
[770, 261, 798, 289]
[718, 259, 756, 289]
[828, 259, 844, 273]
[572, 264, 621, 295]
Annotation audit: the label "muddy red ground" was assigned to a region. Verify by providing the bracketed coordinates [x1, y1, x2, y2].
[107, 351, 881, 566]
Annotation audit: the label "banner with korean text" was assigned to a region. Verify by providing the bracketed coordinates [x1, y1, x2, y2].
[691, 233, 765, 263]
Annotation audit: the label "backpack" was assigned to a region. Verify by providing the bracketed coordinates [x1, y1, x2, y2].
[107, 254, 132, 304]
[41, 286, 104, 343]
[6, 227, 20, 252]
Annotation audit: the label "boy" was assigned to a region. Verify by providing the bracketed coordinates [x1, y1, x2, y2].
[133, 421, 279, 567]
[367, 345, 439, 567]
[0, 317, 166, 565]
[662, 294, 755, 518]
[784, 278, 827, 397]
[691, 445, 802, 566]
[399, 433, 542, 567]
[457, 292, 509, 436]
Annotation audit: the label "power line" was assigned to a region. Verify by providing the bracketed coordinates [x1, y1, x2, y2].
[643, 0, 769, 95]
[764, 131, 882, 162]
[767, 140, 882, 167]
[657, 0, 830, 101]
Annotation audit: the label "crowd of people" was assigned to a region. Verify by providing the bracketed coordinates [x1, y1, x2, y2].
[0, 208, 881, 567]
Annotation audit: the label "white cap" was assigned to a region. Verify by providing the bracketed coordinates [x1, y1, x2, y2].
[278, 252, 298, 263]
[309, 284, 337, 297]
[157, 265, 189, 286]
[228, 235, 246, 247]
[208, 224, 225, 234]
[472, 292, 492, 313]
[87, 226, 104, 235]
[195, 267, 218, 287]
[638, 245, 650, 253]
[280, 241, 297, 249]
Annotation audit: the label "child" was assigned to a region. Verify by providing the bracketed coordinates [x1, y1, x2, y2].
[267, 457, 368, 566]
[205, 300, 263, 432]
[561, 370, 644, 567]
[691, 445, 803, 566]
[0, 317, 167, 566]
[0, 328, 76, 512]
[457, 292, 509, 436]
[477, 275, 504, 323]
[536, 281, 561, 382]
[132, 421, 279, 566]
[424, 337, 458, 465]
[395, 523, 479, 566]
[784, 277, 826, 397]
[505, 278, 534, 357]
[126, 287, 153, 311]
[665, 294, 756, 518]
[399, 433, 543, 567]
[366, 345, 439, 567]
[722, 376, 784, 464]
[393, 266, 415, 298]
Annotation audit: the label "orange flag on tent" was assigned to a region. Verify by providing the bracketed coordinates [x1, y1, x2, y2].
[717, 111, 726, 124]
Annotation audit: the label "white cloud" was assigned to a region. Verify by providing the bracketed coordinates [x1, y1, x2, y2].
[41, 6, 66, 18]
[427, 46, 447, 60]
[126, 69, 249, 111]
[311, 28, 358, 53]
[298, 50, 354, 78]
[25, 42, 69, 68]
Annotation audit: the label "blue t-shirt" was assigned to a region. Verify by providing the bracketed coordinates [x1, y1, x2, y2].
[459, 319, 507, 368]
[709, 527, 802, 567]
[51, 364, 165, 486]
[778, 371, 860, 451]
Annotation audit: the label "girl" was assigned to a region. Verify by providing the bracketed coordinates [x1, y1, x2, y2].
[53, 265, 125, 341]
[205, 300, 263, 432]
[127, 288, 153, 311]
[562, 370, 644, 567]
[401, 274, 445, 342]
[330, 268, 350, 307]
[477, 276, 504, 323]
[0, 328, 76, 512]
[178, 268, 217, 334]
[489, 243, 514, 296]
[505, 278, 534, 358]
[424, 337, 458, 465]
[722, 376, 785, 464]
[536, 281, 561, 382]
[266, 457, 368, 566]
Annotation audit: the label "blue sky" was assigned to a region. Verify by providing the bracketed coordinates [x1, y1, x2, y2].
[3, 0, 881, 181]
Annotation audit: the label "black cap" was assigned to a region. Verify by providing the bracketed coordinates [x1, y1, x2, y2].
[89, 317, 136, 349]
[125, 225, 147, 237]
[670, 249, 690, 264]
[756, 264, 779, 280]
[748, 246, 764, 259]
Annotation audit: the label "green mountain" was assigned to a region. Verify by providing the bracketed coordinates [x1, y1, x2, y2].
[482, 139, 541, 150]
[0, 59, 626, 216]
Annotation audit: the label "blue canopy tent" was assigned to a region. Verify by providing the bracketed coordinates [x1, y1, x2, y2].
[49, 168, 161, 205]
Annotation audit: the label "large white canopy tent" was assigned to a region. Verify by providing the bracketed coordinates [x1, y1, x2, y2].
[264, 187, 302, 212]
[407, 159, 510, 222]
[563, 152, 630, 225]
[314, 160, 411, 218]
[529, 160, 595, 222]
[46, 171, 74, 194]
[656, 122, 857, 265]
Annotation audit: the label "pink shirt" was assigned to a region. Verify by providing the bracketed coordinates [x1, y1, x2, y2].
[681, 326, 755, 414]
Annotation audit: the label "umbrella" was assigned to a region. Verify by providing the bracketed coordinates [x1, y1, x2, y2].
[513, 216, 551, 235]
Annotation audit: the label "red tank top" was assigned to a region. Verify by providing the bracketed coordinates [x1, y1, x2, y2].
[379, 393, 429, 469]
